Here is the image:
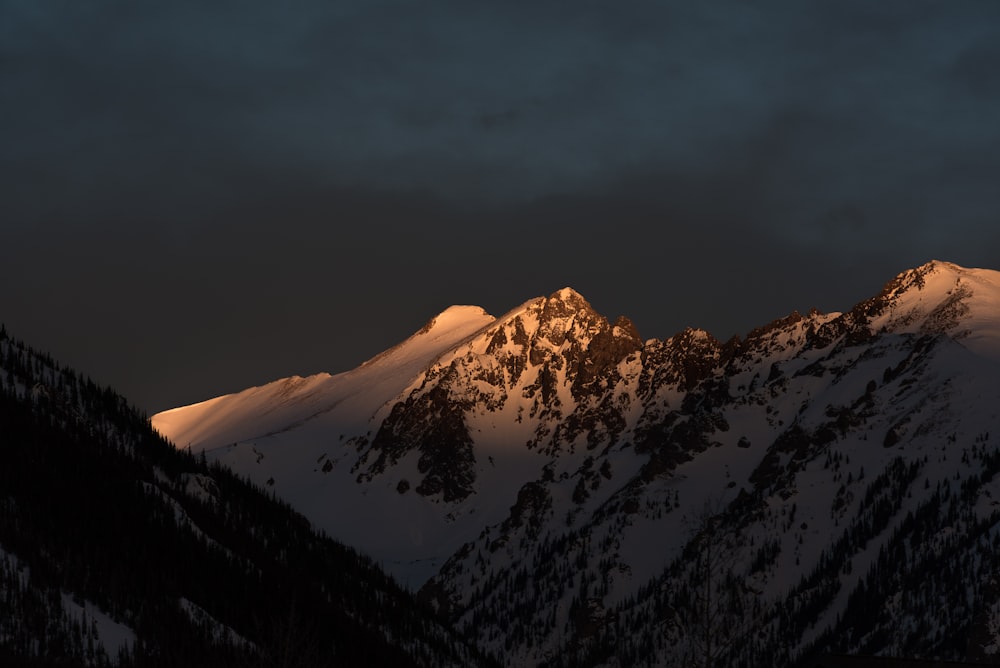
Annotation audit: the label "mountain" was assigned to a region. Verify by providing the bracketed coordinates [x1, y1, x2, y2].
[0, 329, 495, 666]
[153, 260, 1000, 666]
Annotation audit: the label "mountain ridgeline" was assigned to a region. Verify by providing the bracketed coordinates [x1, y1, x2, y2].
[5, 259, 1000, 667]
[0, 329, 494, 665]
[153, 260, 1000, 666]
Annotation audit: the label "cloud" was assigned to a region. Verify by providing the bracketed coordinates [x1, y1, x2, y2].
[6, 0, 999, 209]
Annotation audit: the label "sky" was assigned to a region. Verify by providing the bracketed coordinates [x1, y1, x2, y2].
[2, 0, 1000, 414]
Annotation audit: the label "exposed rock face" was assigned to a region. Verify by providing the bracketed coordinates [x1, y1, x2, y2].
[361, 365, 477, 502]
[500, 482, 552, 539]
[357, 288, 648, 497]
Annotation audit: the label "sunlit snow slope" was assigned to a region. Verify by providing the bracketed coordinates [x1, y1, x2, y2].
[154, 304, 496, 449]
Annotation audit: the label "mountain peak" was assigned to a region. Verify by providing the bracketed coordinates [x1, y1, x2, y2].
[887, 259, 995, 297]
[351, 304, 495, 378]
[534, 286, 598, 322]
[417, 305, 494, 337]
[549, 286, 585, 302]
[882, 259, 998, 306]
[915, 258, 970, 275]
[824, 260, 1000, 360]
[538, 286, 594, 314]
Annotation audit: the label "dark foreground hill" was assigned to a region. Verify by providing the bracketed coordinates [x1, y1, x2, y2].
[0, 326, 494, 667]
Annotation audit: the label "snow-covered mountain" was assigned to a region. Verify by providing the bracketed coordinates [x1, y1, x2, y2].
[153, 260, 1000, 666]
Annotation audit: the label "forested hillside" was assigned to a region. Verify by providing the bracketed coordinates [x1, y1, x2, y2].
[0, 326, 493, 667]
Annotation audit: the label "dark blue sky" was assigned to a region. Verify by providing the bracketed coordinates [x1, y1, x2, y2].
[3, 0, 1000, 412]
